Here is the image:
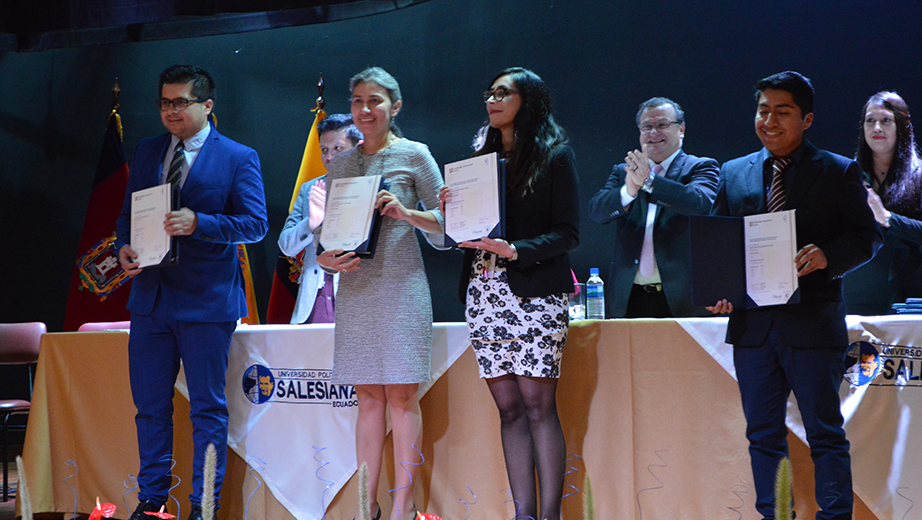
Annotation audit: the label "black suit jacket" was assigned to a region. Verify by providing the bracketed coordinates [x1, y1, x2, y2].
[458, 146, 580, 301]
[711, 141, 883, 348]
[588, 150, 719, 317]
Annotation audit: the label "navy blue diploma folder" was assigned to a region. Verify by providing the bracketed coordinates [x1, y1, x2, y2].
[689, 215, 800, 309]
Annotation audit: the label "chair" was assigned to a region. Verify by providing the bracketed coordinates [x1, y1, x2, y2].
[0, 322, 45, 502]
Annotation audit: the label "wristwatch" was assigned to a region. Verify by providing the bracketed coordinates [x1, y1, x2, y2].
[509, 243, 519, 261]
[641, 173, 655, 194]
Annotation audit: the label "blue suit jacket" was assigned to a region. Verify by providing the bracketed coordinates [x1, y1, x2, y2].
[589, 150, 718, 317]
[115, 124, 268, 322]
[711, 141, 882, 347]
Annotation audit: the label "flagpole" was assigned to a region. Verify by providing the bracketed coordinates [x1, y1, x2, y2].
[63, 78, 132, 330]
[266, 74, 329, 323]
[317, 73, 325, 111]
[111, 80, 124, 140]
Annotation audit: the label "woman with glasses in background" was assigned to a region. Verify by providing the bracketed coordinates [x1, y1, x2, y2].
[441, 67, 579, 520]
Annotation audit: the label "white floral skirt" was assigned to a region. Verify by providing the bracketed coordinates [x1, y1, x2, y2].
[465, 250, 568, 379]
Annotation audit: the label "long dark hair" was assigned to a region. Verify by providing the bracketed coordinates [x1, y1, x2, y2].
[473, 67, 568, 197]
[856, 91, 922, 219]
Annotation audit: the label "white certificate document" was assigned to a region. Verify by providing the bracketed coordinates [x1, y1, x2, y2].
[320, 175, 382, 252]
[130, 184, 171, 268]
[744, 210, 798, 307]
[444, 153, 501, 244]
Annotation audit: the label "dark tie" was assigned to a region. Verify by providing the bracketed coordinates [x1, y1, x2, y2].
[165, 140, 185, 187]
[767, 157, 792, 212]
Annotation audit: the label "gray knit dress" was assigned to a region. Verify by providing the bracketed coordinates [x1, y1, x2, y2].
[322, 138, 445, 385]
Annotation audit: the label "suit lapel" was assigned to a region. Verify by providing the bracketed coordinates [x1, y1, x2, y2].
[631, 191, 649, 227]
[785, 142, 822, 209]
[665, 151, 685, 181]
[149, 135, 171, 187]
[748, 150, 768, 212]
[183, 125, 219, 194]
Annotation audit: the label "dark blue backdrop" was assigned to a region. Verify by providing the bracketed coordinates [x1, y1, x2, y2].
[1, 0, 919, 329]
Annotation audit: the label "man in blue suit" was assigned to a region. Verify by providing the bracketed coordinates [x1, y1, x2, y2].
[116, 65, 268, 520]
[709, 71, 882, 520]
[589, 97, 718, 317]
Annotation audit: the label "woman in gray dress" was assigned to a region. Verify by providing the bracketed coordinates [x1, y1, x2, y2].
[317, 67, 444, 520]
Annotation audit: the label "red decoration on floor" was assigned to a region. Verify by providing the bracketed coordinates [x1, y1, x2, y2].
[89, 498, 117, 520]
[145, 505, 177, 519]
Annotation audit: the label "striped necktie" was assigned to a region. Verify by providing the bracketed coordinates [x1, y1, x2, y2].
[767, 157, 791, 213]
[165, 140, 185, 187]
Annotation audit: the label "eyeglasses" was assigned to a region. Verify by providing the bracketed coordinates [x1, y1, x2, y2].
[639, 120, 680, 133]
[483, 87, 519, 102]
[157, 97, 205, 111]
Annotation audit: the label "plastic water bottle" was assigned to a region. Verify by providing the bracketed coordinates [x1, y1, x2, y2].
[586, 268, 605, 319]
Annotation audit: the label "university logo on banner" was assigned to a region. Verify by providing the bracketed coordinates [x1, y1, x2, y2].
[846, 340, 922, 387]
[242, 364, 357, 407]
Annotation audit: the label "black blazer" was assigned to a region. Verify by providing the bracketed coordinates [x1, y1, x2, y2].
[588, 150, 718, 317]
[711, 141, 883, 348]
[458, 145, 580, 302]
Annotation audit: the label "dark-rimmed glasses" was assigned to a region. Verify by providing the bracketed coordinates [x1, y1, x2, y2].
[639, 120, 679, 133]
[157, 98, 205, 112]
[483, 87, 519, 102]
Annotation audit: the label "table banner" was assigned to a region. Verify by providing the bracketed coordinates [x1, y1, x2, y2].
[175, 323, 470, 520]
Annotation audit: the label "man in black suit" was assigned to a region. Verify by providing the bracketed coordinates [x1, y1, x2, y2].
[709, 71, 882, 520]
[589, 97, 718, 317]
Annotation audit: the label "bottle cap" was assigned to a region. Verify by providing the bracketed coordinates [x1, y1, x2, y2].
[590, 268, 599, 276]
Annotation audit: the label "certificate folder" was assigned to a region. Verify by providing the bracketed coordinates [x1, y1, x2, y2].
[443, 153, 506, 248]
[318, 175, 385, 258]
[690, 211, 800, 309]
[158, 184, 180, 268]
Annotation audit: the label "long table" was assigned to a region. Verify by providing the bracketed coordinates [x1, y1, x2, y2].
[22, 318, 914, 519]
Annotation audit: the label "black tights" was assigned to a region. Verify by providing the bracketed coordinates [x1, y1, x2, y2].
[487, 374, 566, 520]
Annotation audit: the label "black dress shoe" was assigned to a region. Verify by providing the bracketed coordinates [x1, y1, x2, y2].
[129, 500, 163, 520]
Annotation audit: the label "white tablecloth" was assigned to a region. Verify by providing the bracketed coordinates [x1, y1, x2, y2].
[679, 315, 922, 520]
[176, 323, 470, 520]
